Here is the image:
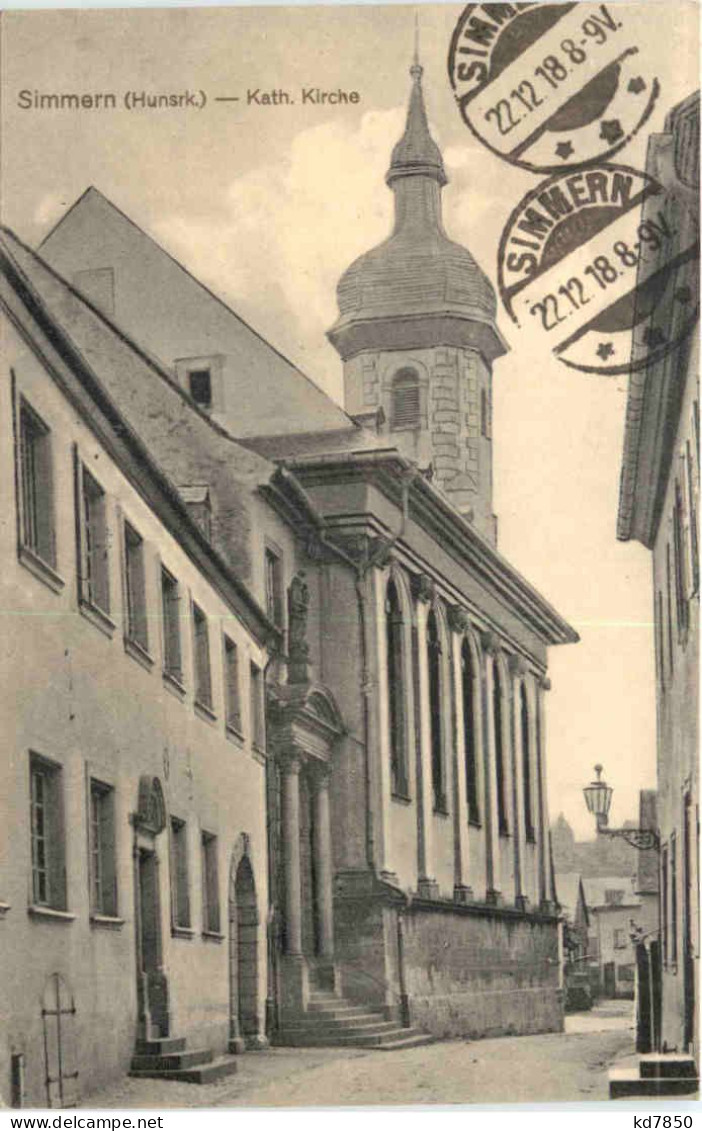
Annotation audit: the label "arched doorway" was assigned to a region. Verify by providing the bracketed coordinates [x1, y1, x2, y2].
[229, 851, 259, 1049]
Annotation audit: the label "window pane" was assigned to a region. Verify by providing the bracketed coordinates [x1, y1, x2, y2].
[250, 663, 264, 748]
[125, 523, 148, 649]
[19, 403, 54, 565]
[170, 818, 190, 928]
[193, 604, 212, 707]
[29, 756, 65, 910]
[189, 370, 212, 409]
[161, 569, 182, 678]
[201, 833, 220, 933]
[224, 636, 241, 730]
[82, 469, 110, 613]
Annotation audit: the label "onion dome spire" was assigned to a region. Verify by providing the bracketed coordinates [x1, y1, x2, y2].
[386, 47, 447, 187]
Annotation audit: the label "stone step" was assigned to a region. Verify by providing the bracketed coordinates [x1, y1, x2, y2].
[130, 1055, 238, 1085]
[135, 1036, 187, 1056]
[131, 1048, 214, 1072]
[276, 1026, 429, 1049]
[609, 1069, 699, 1099]
[371, 1032, 436, 1051]
[639, 1054, 698, 1079]
[283, 1018, 398, 1038]
[305, 1006, 386, 1023]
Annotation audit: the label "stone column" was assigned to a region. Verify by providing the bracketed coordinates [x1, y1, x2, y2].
[508, 655, 528, 912]
[312, 765, 334, 959]
[281, 753, 303, 955]
[537, 676, 554, 912]
[481, 632, 501, 904]
[372, 566, 395, 883]
[449, 605, 472, 903]
[412, 573, 438, 899]
[526, 674, 540, 906]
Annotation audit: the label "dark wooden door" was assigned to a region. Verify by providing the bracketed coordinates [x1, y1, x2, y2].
[138, 849, 169, 1037]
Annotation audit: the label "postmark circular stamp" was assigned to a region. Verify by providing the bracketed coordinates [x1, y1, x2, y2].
[448, 3, 659, 173]
[497, 163, 700, 375]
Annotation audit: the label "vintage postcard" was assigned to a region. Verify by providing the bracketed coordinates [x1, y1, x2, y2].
[0, 0, 699, 1110]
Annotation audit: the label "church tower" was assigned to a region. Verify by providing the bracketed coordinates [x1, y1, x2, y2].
[328, 59, 507, 544]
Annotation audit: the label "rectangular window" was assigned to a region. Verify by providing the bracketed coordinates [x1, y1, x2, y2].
[673, 482, 689, 637]
[604, 889, 624, 905]
[685, 441, 699, 596]
[265, 548, 284, 628]
[192, 602, 212, 709]
[224, 636, 241, 733]
[78, 462, 110, 613]
[18, 400, 55, 566]
[250, 662, 265, 749]
[671, 832, 678, 965]
[201, 832, 220, 934]
[161, 567, 182, 680]
[656, 590, 665, 692]
[613, 928, 627, 950]
[661, 845, 669, 966]
[29, 754, 66, 910]
[170, 817, 190, 929]
[188, 369, 212, 410]
[89, 780, 117, 917]
[666, 543, 674, 675]
[124, 521, 148, 651]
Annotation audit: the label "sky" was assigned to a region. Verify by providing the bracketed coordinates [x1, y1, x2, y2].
[2, 1, 698, 837]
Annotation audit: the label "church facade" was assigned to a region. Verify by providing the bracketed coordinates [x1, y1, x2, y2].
[2, 61, 579, 1102]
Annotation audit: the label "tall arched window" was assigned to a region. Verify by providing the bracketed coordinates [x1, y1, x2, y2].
[391, 368, 421, 430]
[386, 580, 408, 797]
[461, 639, 480, 824]
[521, 683, 534, 841]
[493, 662, 508, 835]
[427, 610, 446, 812]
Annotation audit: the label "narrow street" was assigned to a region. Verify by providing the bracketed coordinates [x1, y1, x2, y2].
[81, 1000, 635, 1108]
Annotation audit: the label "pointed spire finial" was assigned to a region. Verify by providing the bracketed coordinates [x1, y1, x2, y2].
[410, 10, 423, 82]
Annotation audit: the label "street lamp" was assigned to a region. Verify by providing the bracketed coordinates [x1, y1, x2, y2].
[582, 764, 660, 851]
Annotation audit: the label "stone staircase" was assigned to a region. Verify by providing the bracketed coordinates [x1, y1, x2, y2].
[610, 1053, 699, 1098]
[276, 984, 433, 1051]
[129, 1034, 238, 1084]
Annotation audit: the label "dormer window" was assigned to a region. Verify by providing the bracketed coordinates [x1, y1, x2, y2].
[188, 369, 212, 411]
[391, 368, 421, 430]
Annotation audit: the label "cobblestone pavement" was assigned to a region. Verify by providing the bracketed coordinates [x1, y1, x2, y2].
[81, 1000, 635, 1109]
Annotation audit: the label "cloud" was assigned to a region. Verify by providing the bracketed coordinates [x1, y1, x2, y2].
[152, 107, 405, 398]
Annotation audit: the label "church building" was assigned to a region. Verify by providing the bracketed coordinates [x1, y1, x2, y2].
[2, 59, 579, 1102]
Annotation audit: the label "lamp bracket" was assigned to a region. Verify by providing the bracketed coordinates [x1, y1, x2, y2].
[597, 824, 660, 852]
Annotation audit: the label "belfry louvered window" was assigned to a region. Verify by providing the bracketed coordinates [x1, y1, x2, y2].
[391, 368, 420, 430]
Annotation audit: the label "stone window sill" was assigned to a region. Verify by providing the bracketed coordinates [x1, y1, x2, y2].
[468, 817, 482, 830]
[28, 904, 76, 923]
[124, 635, 154, 671]
[163, 670, 186, 699]
[172, 925, 195, 939]
[202, 929, 224, 943]
[0, 901, 11, 918]
[79, 599, 116, 639]
[252, 743, 267, 764]
[391, 791, 412, 806]
[19, 545, 65, 594]
[526, 831, 537, 844]
[90, 913, 124, 931]
[195, 699, 217, 724]
[226, 722, 245, 746]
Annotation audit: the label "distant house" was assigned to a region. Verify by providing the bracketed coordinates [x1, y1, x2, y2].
[582, 877, 656, 1000]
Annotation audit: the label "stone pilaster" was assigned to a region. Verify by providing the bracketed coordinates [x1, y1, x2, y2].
[311, 765, 335, 960]
[481, 631, 501, 904]
[448, 605, 472, 903]
[413, 576, 438, 898]
[508, 654, 528, 912]
[537, 676, 553, 912]
[281, 753, 303, 955]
